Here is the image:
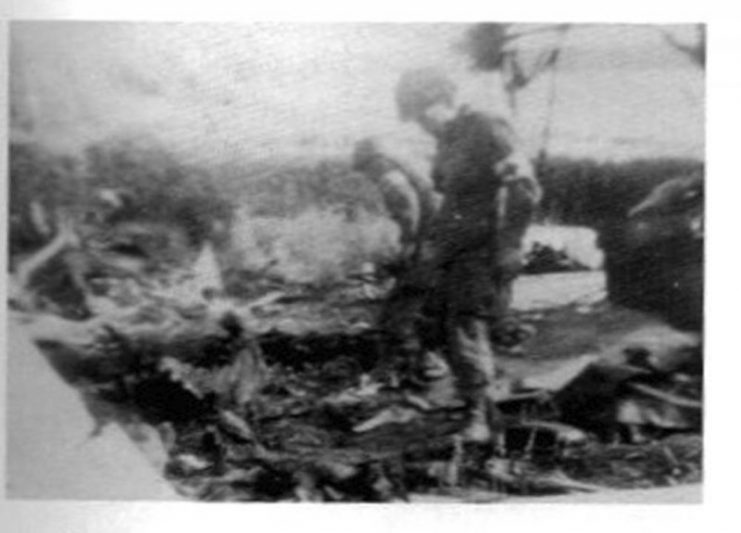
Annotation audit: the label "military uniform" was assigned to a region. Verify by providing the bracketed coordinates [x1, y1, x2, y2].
[386, 107, 540, 407]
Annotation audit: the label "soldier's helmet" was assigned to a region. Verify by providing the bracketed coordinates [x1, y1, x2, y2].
[395, 68, 457, 122]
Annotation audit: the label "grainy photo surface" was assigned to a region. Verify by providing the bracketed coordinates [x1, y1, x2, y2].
[6, 22, 704, 503]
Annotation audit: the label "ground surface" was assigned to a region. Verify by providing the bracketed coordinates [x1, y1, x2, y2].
[160, 270, 701, 502]
[9, 270, 701, 502]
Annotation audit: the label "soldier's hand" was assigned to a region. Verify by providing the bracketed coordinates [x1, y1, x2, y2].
[495, 153, 542, 205]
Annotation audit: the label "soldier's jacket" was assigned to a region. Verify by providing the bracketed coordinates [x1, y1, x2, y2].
[428, 107, 541, 271]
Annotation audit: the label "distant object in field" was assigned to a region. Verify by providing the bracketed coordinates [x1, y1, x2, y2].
[522, 225, 603, 274]
[522, 242, 590, 275]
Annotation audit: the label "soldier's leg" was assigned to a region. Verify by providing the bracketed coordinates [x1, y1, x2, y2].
[377, 258, 439, 379]
[445, 315, 495, 397]
[445, 314, 505, 442]
[441, 250, 504, 441]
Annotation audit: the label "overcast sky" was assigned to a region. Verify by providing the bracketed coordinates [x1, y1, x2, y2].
[10, 22, 704, 164]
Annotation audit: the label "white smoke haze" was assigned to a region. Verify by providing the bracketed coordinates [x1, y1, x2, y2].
[10, 22, 704, 166]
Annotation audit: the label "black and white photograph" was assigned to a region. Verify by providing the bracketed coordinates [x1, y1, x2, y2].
[6, 20, 705, 504]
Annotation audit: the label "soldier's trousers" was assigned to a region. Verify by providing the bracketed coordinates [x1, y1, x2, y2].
[382, 245, 510, 403]
[437, 247, 502, 402]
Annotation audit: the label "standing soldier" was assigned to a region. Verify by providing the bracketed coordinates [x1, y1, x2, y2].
[388, 68, 541, 441]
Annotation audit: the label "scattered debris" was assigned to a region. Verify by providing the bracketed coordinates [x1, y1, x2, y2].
[523, 241, 591, 275]
[11, 226, 702, 502]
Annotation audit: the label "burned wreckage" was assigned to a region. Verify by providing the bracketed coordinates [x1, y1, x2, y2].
[7, 158, 702, 502]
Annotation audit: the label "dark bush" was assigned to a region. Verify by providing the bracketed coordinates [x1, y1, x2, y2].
[536, 157, 704, 227]
[84, 137, 235, 247]
[9, 137, 237, 271]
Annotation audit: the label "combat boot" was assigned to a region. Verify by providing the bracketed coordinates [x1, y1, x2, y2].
[460, 396, 505, 443]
